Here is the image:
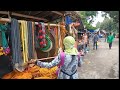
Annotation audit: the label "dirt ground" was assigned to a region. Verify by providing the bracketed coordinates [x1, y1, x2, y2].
[78, 38, 119, 79]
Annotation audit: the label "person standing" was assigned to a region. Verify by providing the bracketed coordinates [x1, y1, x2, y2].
[107, 32, 114, 49]
[105, 34, 107, 42]
[93, 32, 99, 50]
[29, 36, 81, 79]
[83, 32, 88, 54]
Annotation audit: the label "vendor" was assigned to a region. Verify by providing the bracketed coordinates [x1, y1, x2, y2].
[29, 36, 81, 79]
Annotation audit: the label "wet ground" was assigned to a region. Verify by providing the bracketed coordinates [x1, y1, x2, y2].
[78, 38, 119, 79]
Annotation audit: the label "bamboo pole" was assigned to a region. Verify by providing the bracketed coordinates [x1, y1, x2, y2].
[0, 11, 48, 21]
[0, 18, 65, 27]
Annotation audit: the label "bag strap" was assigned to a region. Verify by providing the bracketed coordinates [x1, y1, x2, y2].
[58, 51, 65, 68]
[58, 52, 80, 67]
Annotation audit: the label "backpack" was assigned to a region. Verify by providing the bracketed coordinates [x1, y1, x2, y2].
[56, 51, 81, 76]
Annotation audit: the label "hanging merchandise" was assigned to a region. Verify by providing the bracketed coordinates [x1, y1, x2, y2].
[54, 27, 59, 55]
[41, 22, 46, 46]
[65, 15, 73, 32]
[27, 21, 34, 60]
[37, 22, 46, 48]
[36, 22, 53, 52]
[40, 34, 53, 52]
[69, 24, 78, 39]
[60, 24, 68, 50]
[0, 23, 10, 56]
[0, 47, 4, 56]
[11, 19, 22, 66]
[20, 20, 29, 64]
[0, 32, 2, 46]
[65, 16, 73, 25]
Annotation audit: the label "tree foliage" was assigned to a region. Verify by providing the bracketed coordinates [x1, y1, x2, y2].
[96, 21, 101, 28]
[79, 11, 98, 30]
[103, 11, 119, 24]
[99, 17, 118, 33]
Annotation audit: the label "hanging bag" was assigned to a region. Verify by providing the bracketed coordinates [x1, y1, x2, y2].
[56, 51, 65, 76]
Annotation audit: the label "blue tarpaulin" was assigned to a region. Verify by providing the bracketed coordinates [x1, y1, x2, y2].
[88, 29, 95, 33]
[65, 16, 73, 25]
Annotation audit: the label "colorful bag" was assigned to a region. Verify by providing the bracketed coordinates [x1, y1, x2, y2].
[56, 51, 65, 76]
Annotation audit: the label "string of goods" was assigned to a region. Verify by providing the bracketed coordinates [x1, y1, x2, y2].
[37, 22, 46, 48]
[37, 22, 53, 52]
[20, 20, 29, 64]
[0, 23, 10, 56]
[11, 19, 22, 65]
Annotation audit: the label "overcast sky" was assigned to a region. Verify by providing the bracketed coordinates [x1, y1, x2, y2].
[92, 11, 105, 27]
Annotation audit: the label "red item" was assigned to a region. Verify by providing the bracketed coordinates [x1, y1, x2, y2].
[40, 41, 44, 45]
[39, 36, 43, 39]
[39, 30, 43, 33]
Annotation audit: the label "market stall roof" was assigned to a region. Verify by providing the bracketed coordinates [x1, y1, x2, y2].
[0, 11, 84, 29]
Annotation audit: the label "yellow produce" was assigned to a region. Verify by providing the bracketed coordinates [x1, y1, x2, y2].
[34, 77, 52, 79]
[2, 71, 16, 79]
[11, 72, 32, 79]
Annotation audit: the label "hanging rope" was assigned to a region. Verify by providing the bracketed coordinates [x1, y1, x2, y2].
[11, 19, 22, 66]
[20, 20, 29, 64]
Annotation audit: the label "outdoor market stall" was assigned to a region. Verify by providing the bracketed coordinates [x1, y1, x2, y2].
[0, 11, 83, 79]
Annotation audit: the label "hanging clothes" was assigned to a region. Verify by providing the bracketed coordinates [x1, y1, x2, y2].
[20, 20, 29, 64]
[11, 19, 22, 67]
[0, 32, 2, 46]
[34, 24, 40, 49]
[27, 21, 34, 60]
[0, 23, 10, 55]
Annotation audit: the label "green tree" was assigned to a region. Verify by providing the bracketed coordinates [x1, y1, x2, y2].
[103, 11, 119, 23]
[101, 11, 119, 33]
[96, 21, 101, 28]
[79, 11, 98, 30]
[99, 17, 118, 33]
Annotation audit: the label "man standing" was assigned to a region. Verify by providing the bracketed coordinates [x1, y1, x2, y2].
[83, 32, 88, 54]
[93, 32, 99, 50]
[107, 32, 114, 49]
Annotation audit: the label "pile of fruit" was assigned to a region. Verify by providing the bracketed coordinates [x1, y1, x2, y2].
[2, 64, 58, 79]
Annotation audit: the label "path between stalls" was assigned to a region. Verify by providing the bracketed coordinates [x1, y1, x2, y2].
[78, 38, 119, 79]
